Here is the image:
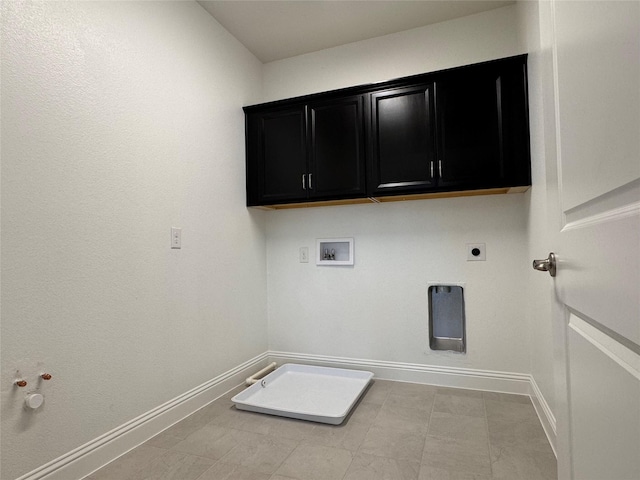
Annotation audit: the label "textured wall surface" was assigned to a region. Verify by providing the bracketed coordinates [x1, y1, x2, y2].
[262, 5, 521, 102]
[517, 0, 558, 415]
[263, 5, 532, 375]
[1, 2, 266, 478]
[266, 196, 530, 373]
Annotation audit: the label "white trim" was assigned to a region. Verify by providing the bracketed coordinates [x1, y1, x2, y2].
[18, 351, 559, 479]
[529, 375, 558, 457]
[268, 351, 531, 394]
[16, 353, 270, 480]
[569, 313, 640, 381]
[562, 201, 640, 232]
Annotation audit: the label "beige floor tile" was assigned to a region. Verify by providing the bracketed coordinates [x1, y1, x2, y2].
[343, 452, 420, 480]
[274, 444, 354, 480]
[487, 418, 553, 455]
[201, 397, 236, 415]
[145, 432, 184, 450]
[303, 420, 370, 452]
[421, 435, 491, 476]
[436, 387, 483, 399]
[220, 385, 245, 402]
[484, 399, 538, 424]
[482, 392, 531, 404]
[418, 465, 491, 479]
[196, 462, 271, 480]
[142, 450, 215, 480]
[432, 394, 485, 418]
[171, 424, 259, 461]
[207, 405, 262, 431]
[248, 414, 317, 441]
[360, 380, 394, 405]
[360, 425, 427, 462]
[348, 401, 382, 424]
[374, 403, 430, 434]
[86, 445, 167, 480]
[218, 434, 298, 474]
[427, 412, 488, 442]
[490, 444, 557, 480]
[385, 391, 435, 412]
[215, 408, 316, 442]
[154, 404, 226, 442]
[212, 410, 279, 436]
[391, 381, 438, 397]
[156, 417, 203, 442]
[88, 380, 557, 480]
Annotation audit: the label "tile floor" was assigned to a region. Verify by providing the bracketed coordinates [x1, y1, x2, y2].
[85, 380, 557, 480]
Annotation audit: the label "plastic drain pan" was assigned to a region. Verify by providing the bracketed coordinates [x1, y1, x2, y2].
[232, 364, 374, 425]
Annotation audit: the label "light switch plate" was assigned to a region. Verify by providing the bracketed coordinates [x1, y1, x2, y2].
[299, 247, 309, 263]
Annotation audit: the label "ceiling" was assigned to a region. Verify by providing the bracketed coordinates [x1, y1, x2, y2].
[197, 1, 515, 63]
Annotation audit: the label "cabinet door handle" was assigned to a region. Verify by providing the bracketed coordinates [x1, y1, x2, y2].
[438, 160, 443, 178]
[308, 173, 313, 189]
[302, 174, 306, 190]
[430, 161, 434, 179]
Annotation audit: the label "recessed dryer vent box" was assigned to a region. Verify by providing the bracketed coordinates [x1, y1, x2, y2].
[316, 238, 354, 265]
[428, 285, 466, 353]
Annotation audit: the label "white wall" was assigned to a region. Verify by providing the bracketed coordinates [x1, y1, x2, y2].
[267, 196, 530, 373]
[264, 5, 534, 375]
[516, 0, 559, 418]
[0, 2, 266, 479]
[263, 5, 521, 102]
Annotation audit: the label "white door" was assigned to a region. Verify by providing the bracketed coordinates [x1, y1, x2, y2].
[543, 1, 640, 479]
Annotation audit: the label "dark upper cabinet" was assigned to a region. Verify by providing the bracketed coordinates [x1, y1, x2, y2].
[244, 55, 530, 207]
[435, 59, 530, 190]
[246, 106, 306, 206]
[245, 96, 365, 206]
[436, 68, 502, 188]
[370, 84, 436, 195]
[308, 95, 366, 199]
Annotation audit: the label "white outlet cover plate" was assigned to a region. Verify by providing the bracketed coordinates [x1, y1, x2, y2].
[171, 227, 182, 249]
[466, 243, 486, 261]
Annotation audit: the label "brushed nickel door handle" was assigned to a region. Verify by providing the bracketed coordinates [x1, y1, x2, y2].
[533, 252, 557, 277]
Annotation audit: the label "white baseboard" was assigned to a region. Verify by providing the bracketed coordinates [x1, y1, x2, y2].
[19, 350, 557, 479]
[16, 353, 270, 480]
[528, 376, 558, 457]
[268, 351, 532, 394]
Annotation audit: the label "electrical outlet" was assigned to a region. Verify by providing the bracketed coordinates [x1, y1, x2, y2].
[466, 243, 486, 261]
[171, 227, 182, 249]
[299, 247, 309, 263]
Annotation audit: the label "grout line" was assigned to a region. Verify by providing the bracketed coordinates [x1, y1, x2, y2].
[270, 437, 299, 480]
[418, 387, 439, 471]
[482, 391, 493, 477]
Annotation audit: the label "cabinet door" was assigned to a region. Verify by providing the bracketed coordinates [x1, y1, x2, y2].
[308, 96, 366, 200]
[435, 61, 530, 189]
[370, 84, 436, 196]
[251, 107, 307, 205]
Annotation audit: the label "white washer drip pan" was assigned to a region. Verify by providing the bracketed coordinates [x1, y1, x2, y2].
[231, 364, 374, 425]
